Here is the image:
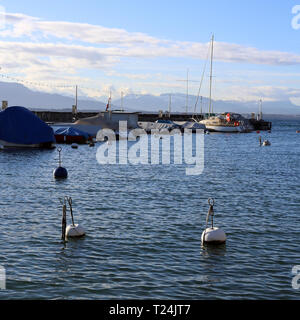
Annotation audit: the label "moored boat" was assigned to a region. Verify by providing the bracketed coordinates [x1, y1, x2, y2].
[54, 127, 91, 144]
[71, 110, 140, 137]
[200, 112, 254, 133]
[0, 106, 55, 149]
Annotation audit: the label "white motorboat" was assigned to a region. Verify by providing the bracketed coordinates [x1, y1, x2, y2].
[200, 112, 253, 133]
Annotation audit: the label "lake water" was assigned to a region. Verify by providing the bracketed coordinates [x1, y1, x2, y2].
[0, 120, 300, 300]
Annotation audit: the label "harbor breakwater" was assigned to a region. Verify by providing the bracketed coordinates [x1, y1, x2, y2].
[32, 110, 272, 130]
[32, 110, 198, 123]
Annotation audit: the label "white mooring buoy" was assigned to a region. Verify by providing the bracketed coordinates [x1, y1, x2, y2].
[61, 197, 85, 241]
[262, 140, 271, 146]
[201, 198, 226, 245]
[65, 224, 86, 237]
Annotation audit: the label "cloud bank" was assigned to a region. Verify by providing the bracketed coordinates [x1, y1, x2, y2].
[2, 12, 300, 65]
[0, 12, 300, 103]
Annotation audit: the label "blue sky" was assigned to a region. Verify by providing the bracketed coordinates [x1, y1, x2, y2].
[1, 0, 300, 108]
[3, 0, 297, 49]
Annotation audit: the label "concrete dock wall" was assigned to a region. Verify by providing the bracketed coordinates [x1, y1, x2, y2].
[32, 110, 202, 123]
[31, 110, 272, 130]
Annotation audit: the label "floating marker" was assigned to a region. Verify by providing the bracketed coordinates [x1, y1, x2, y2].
[66, 224, 86, 237]
[53, 147, 68, 179]
[61, 197, 85, 241]
[201, 198, 226, 245]
[89, 139, 95, 147]
[71, 143, 78, 149]
[262, 140, 271, 146]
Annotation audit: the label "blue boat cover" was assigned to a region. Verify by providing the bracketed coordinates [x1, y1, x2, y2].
[54, 127, 90, 139]
[0, 106, 55, 145]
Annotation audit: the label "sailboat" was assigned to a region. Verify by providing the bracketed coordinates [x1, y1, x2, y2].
[199, 35, 251, 133]
[70, 93, 139, 137]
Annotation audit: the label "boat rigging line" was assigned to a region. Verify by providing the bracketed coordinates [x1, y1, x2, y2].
[193, 38, 212, 117]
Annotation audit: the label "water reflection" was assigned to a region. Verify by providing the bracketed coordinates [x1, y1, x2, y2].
[201, 243, 227, 257]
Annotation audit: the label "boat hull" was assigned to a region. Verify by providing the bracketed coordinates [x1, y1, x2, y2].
[54, 134, 88, 144]
[205, 125, 242, 133]
[0, 139, 55, 149]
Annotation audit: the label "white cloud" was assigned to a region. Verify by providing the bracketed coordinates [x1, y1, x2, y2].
[1, 12, 300, 102]
[2, 12, 300, 66]
[2, 12, 165, 46]
[213, 84, 300, 103]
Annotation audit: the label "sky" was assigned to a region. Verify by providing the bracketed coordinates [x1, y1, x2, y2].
[0, 0, 300, 108]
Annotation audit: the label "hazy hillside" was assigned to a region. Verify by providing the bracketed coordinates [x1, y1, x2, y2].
[0, 81, 105, 111]
[113, 93, 300, 115]
[0, 81, 300, 115]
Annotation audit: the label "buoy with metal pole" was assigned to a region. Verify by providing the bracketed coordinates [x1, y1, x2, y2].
[61, 197, 85, 240]
[201, 198, 226, 245]
[262, 140, 271, 146]
[61, 198, 67, 242]
[53, 147, 68, 179]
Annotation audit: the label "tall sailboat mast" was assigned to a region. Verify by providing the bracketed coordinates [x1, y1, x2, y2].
[121, 91, 124, 112]
[186, 68, 189, 114]
[75, 85, 78, 111]
[209, 35, 214, 116]
[177, 68, 199, 114]
[200, 96, 203, 115]
[258, 99, 263, 121]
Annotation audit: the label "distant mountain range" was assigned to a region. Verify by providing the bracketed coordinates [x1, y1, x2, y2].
[0, 81, 105, 111]
[0, 81, 300, 118]
[113, 93, 300, 116]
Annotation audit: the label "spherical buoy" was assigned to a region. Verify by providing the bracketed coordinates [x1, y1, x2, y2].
[71, 143, 78, 149]
[53, 147, 68, 179]
[201, 227, 226, 244]
[53, 166, 68, 179]
[202, 199, 226, 245]
[66, 224, 86, 238]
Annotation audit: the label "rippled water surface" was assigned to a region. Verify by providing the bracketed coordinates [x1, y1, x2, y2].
[0, 120, 300, 299]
